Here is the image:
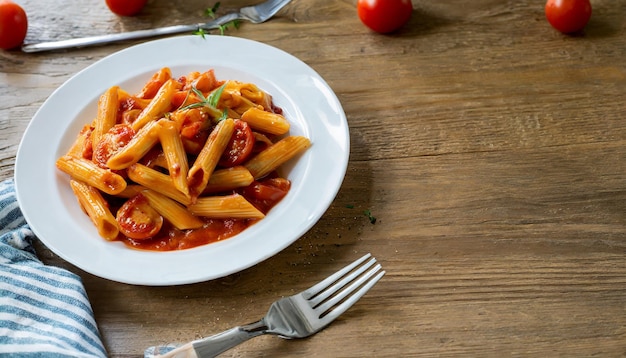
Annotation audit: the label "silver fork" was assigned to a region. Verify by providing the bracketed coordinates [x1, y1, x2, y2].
[22, 0, 292, 53]
[153, 253, 385, 358]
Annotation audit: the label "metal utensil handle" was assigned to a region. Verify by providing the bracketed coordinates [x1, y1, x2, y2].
[155, 322, 266, 358]
[22, 23, 205, 53]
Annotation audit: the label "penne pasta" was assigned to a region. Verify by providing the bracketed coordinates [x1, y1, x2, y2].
[187, 118, 235, 197]
[91, 86, 119, 157]
[203, 166, 254, 194]
[140, 189, 204, 230]
[241, 107, 290, 135]
[226, 81, 272, 110]
[242, 86, 272, 110]
[116, 184, 145, 199]
[91, 86, 119, 146]
[67, 124, 93, 159]
[118, 88, 151, 110]
[127, 164, 191, 205]
[245, 136, 311, 179]
[158, 119, 190, 196]
[137, 67, 172, 99]
[58, 67, 311, 251]
[91, 86, 119, 151]
[131, 78, 179, 131]
[188, 193, 264, 219]
[56, 155, 126, 195]
[221, 89, 258, 115]
[106, 119, 161, 170]
[70, 180, 119, 240]
[184, 69, 218, 92]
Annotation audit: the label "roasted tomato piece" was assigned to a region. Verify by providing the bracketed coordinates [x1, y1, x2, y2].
[92, 124, 135, 169]
[219, 119, 255, 167]
[116, 194, 163, 240]
[241, 178, 290, 213]
[92, 125, 134, 168]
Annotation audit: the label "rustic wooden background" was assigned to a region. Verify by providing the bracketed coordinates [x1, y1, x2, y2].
[1, 0, 625, 356]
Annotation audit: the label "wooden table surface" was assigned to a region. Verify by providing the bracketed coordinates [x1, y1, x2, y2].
[2, 0, 625, 356]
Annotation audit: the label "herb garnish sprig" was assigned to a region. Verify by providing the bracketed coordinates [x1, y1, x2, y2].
[178, 82, 228, 122]
[193, 2, 241, 37]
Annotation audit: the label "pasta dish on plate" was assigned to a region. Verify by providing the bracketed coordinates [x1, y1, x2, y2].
[56, 67, 310, 251]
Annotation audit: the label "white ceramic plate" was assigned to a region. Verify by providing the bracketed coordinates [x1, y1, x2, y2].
[15, 35, 349, 286]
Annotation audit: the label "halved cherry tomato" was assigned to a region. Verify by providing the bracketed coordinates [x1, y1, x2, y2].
[545, 0, 592, 34]
[116, 194, 163, 240]
[105, 0, 147, 17]
[357, 0, 412, 34]
[92, 124, 135, 169]
[0, 0, 28, 50]
[241, 178, 290, 213]
[219, 120, 255, 167]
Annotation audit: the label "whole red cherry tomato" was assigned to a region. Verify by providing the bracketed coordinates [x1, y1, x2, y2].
[0, 0, 27, 50]
[357, 0, 412, 34]
[105, 0, 147, 16]
[545, 0, 592, 34]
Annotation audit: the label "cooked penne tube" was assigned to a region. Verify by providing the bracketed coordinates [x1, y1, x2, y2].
[158, 119, 190, 196]
[183, 69, 218, 92]
[70, 180, 119, 240]
[203, 166, 254, 194]
[143, 148, 169, 169]
[91, 86, 119, 151]
[58, 68, 310, 250]
[106, 119, 160, 170]
[245, 136, 311, 179]
[67, 124, 93, 158]
[127, 164, 191, 205]
[188, 194, 264, 219]
[132, 78, 179, 131]
[221, 90, 257, 115]
[118, 88, 151, 110]
[242, 84, 272, 110]
[140, 189, 204, 230]
[137, 67, 172, 99]
[225, 81, 272, 109]
[116, 184, 145, 199]
[241, 107, 290, 135]
[56, 155, 126, 195]
[187, 118, 235, 196]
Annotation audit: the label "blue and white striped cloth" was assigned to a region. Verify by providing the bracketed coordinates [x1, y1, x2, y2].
[0, 178, 107, 357]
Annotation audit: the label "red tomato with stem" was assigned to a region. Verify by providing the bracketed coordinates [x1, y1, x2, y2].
[357, 0, 412, 34]
[545, 0, 592, 34]
[0, 0, 27, 50]
[105, 0, 147, 17]
[219, 120, 255, 167]
[117, 194, 164, 240]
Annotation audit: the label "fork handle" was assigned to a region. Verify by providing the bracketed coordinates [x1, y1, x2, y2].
[155, 321, 267, 358]
[21, 24, 201, 53]
[21, 10, 243, 53]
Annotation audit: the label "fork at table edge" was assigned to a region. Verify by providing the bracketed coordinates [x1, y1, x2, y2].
[152, 253, 385, 358]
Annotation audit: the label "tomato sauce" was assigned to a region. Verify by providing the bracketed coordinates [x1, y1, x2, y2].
[121, 218, 255, 251]
[112, 176, 289, 251]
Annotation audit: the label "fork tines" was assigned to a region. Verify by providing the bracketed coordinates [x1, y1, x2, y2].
[304, 253, 385, 319]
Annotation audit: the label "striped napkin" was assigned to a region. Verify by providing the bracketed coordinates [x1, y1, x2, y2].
[0, 178, 107, 357]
